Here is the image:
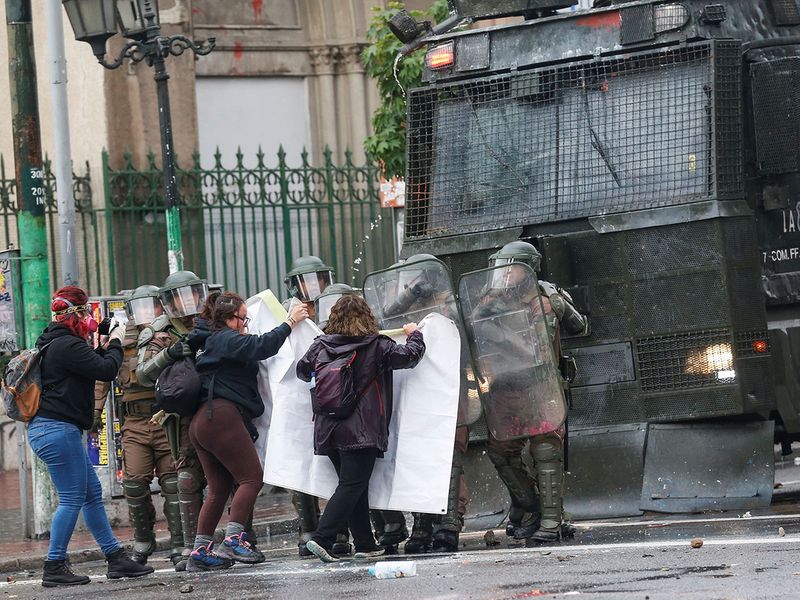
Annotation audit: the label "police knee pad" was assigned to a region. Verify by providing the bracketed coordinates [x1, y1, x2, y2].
[177, 469, 203, 495]
[123, 478, 151, 501]
[532, 439, 562, 465]
[159, 473, 179, 496]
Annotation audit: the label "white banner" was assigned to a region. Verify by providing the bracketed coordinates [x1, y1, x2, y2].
[247, 291, 460, 514]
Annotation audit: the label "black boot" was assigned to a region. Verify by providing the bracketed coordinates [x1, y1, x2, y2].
[106, 547, 155, 579]
[431, 530, 459, 553]
[42, 559, 91, 588]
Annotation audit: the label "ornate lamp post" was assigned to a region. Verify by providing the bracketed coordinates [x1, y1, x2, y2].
[62, 0, 215, 273]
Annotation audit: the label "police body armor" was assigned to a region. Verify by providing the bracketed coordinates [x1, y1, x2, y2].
[458, 263, 567, 441]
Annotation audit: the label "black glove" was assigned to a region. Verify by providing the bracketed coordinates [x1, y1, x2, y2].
[97, 317, 113, 336]
[90, 409, 103, 433]
[167, 341, 191, 360]
[186, 333, 203, 353]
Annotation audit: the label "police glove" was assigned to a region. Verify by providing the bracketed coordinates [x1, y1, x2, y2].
[90, 409, 103, 433]
[97, 317, 113, 336]
[108, 321, 126, 345]
[167, 341, 192, 361]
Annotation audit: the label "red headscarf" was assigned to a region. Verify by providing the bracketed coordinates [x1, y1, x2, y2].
[52, 286, 90, 338]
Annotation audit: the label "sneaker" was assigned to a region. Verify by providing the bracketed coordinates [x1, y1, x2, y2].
[305, 540, 340, 563]
[186, 543, 235, 572]
[216, 533, 265, 564]
[353, 546, 385, 560]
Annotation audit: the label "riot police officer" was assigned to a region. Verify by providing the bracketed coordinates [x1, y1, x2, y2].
[94, 285, 183, 565]
[478, 241, 587, 543]
[368, 254, 471, 554]
[136, 270, 209, 570]
[282, 256, 352, 557]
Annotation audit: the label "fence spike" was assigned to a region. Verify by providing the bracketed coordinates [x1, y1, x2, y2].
[146, 150, 158, 171]
[214, 146, 223, 170]
[256, 146, 265, 168]
[277, 145, 287, 165]
[236, 146, 245, 168]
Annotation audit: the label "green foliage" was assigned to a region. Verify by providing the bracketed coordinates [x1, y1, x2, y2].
[362, 0, 450, 178]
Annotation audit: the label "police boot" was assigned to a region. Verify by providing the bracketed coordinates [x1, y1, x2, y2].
[176, 468, 204, 571]
[432, 462, 465, 553]
[42, 560, 90, 587]
[333, 530, 353, 556]
[488, 448, 541, 539]
[374, 510, 408, 554]
[526, 436, 565, 545]
[106, 548, 154, 579]
[292, 492, 320, 557]
[159, 474, 185, 565]
[123, 479, 157, 564]
[403, 513, 435, 554]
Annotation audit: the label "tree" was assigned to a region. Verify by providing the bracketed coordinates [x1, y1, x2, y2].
[362, 0, 450, 179]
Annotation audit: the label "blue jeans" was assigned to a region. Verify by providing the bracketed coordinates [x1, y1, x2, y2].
[27, 416, 121, 561]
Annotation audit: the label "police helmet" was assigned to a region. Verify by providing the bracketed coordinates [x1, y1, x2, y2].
[315, 284, 360, 329]
[397, 253, 445, 292]
[159, 270, 208, 319]
[489, 241, 541, 273]
[284, 256, 335, 302]
[125, 284, 164, 326]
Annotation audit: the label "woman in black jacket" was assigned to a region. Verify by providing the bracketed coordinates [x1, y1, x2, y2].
[29, 286, 153, 587]
[185, 291, 308, 572]
[296, 295, 425, 563]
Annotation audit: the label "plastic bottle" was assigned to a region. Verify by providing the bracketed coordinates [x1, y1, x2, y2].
[307, 371, 316, 391]
[368, 561, 417, 579]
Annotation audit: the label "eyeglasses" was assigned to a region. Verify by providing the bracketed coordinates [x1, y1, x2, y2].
[234, 315, 251, 327]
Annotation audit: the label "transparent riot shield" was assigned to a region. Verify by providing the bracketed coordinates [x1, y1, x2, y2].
[457, 263, 566, 441]
[363, 259, 482, 425]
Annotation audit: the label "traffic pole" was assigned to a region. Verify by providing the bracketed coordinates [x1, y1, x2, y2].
[6, 0, 57, 538]
[43, 0, 79, 286]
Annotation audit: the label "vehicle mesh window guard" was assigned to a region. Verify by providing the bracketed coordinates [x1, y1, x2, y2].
[406, 40, 743, 240]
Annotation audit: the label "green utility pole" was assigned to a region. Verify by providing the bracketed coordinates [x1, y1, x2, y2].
[6, 0, 56, 538]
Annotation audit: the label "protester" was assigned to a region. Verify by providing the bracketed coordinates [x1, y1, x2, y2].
[185, 291, 308, 572]
[30, 286, 154, 587]
[296, 295, 426, 563]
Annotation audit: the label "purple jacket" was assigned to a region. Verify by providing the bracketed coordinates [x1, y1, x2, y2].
[297, 330, 425, 455]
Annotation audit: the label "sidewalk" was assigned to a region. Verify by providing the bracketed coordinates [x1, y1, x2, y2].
[0, 481, 299, 573]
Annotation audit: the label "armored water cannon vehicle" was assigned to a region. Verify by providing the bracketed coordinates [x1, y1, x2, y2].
[393, 0, 800, 519]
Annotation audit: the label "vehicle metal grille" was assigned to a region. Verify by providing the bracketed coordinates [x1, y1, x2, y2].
[406, 40, 743, 240]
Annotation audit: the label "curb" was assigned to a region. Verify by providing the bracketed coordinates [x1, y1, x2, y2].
[0, 515, 299, 574]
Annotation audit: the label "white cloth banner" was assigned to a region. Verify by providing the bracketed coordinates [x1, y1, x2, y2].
[246, 291, 460, 514]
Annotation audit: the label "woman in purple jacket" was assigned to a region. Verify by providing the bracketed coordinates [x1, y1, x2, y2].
[297, 295, 425, 562]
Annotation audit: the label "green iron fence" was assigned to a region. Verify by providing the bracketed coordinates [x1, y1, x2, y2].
[0, 156, 99, 291]
[2, 149, 397, 300]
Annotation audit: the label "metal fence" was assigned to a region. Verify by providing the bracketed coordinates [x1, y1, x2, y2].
[1, 149, 397, 300]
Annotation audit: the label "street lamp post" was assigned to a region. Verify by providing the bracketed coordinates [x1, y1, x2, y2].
[62, 0, 215, 273]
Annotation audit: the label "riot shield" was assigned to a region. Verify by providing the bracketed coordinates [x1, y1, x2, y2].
[363, 259, 482, 425]
[458, 263, 566, 441]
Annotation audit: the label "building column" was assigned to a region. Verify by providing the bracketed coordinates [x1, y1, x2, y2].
[309, 47, 339, 159]
[341, 44, 369, 163]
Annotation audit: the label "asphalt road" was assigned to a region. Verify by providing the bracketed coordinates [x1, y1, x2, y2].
[3, 509, 800, 600]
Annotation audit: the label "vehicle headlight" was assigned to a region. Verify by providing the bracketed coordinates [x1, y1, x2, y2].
[685, 342, 735, 380]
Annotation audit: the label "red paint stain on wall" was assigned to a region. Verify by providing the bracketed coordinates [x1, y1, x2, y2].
[575, 11, 620, 29]
[191, 6, 204, 15]
[233, 41, 244, 61]
[252, 0, 263, 21]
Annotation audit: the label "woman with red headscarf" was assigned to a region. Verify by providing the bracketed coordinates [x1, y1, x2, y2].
[28, 286, 153, 588]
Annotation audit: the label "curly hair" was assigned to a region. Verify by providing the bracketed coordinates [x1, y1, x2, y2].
[324, 295, 379, 336]
[200, 291, 245, 330]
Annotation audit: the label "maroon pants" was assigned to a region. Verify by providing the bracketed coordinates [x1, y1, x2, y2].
[189, 399, 263, 537]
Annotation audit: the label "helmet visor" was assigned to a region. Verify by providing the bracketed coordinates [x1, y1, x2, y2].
[490, 264, 531, 290]
[489, 257, 515, 268]
[316, 293, 343, 326]
[397, 269, 426, 290]
[160, 283, 209, 318]
[292, 272, 332, 302]
[126, 297, 163, 326]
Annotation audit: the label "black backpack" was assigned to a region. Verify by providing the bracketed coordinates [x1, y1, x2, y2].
[154, 357, 213, 418]
[311, 350, 378, 420]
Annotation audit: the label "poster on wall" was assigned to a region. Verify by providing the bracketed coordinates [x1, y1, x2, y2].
[0, 250, 22, 353]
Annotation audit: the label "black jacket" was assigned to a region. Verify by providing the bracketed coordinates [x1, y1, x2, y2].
[36, 324, 123, 431]
[195, 322, 292, 419]
[297, 331, 425, 455]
